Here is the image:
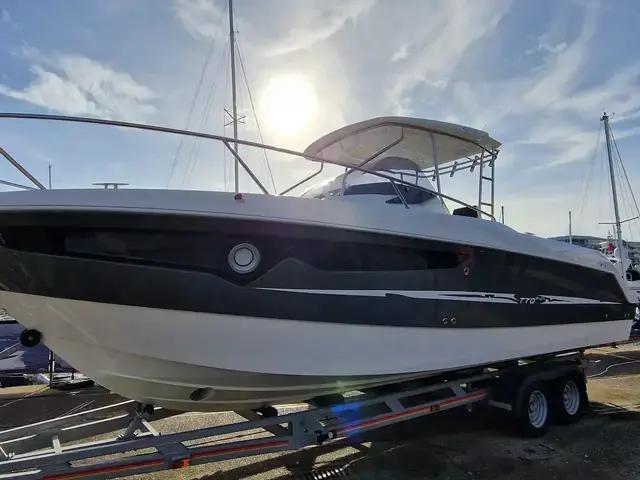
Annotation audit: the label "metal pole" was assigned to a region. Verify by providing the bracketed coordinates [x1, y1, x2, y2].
[602, 112, 624, 277]
[229, 0, 239, 193]
[47, 350, 55, 387]
[568, 211, 572, 245]
[477, 152, 485, 218]
[429, 133, 441, 195]
[48, 164, 52, 189]
[0, 145, 46, 190]
[501, 205, 505, 224]
[490, 155, 495, 219]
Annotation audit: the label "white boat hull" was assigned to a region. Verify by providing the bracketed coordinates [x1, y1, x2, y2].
[2, 291, 632, 412]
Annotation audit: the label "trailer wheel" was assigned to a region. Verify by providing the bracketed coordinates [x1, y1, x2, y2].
[550, 373, 587, 425]
[515, 381, 551, 437]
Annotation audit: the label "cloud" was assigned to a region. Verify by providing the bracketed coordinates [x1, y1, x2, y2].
[516, 118, 640, 171]
[526, 40, 567, 56]
[172, 0, 228, 40]
[384, 0, 513, 115]
[426, 1, 640, 183]
[163, 0, 640, 210]
[263, 0, 375, 57]
[390, 44, 410, 62]
[0, 47, 156, 122]
[522, 5, 598, 111]
[550, 64, 640, 119]
[173, 0, 375, 59]
[1, 8, 9, 24]
[1, 0, 640, 238]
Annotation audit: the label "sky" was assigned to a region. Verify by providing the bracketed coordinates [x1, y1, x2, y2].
[1, 0, 640, 239]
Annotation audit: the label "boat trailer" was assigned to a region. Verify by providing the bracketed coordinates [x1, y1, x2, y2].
[0, 353, 591, 479]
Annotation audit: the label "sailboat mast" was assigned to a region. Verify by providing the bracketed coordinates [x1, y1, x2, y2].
[602, 112, 624, 277]
[568, 211, 572, 245]
[229, 0, 239, 193]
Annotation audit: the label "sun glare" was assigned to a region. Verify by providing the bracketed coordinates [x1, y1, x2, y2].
[259, 74, 318, 135]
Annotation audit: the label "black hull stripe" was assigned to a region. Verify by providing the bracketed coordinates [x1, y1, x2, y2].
[0, 210, 634, 329]
[0, 210, 631, 302]
[0, 248, 634, 329]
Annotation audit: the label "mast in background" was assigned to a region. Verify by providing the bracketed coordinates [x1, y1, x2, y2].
[602, 112, 624, 277]
[568, 211, 572, 245]
[47, 162, 54, 385]
[229, 0, 240, 193]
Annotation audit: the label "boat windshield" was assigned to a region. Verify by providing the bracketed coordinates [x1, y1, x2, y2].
[300, 155, 444, 208]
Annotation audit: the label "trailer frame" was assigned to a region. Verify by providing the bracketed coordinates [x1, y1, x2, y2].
[0, 351, 592, 479]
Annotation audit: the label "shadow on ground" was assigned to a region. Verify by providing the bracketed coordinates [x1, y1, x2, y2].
[198, 399, 640, 480]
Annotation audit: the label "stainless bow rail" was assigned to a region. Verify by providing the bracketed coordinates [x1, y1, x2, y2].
[0, 112, 497, 220]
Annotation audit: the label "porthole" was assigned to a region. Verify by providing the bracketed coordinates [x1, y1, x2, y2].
[228, 243, 260, 274]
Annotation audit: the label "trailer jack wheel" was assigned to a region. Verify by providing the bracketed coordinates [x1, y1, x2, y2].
[19, 329, 42, 348]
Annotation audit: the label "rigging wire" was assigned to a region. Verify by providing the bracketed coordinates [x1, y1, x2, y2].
[223, 59, 230, 191]
[597, 133, 606, 228]
[167, 0, 228, 187]
[235, 36, 277, 194]
[180, 38, 230, 186]
[611, 129, 640, 240]
[577, 123, 602, 222]
[236, 58, 247, 192]
[612, 145, 631, 240]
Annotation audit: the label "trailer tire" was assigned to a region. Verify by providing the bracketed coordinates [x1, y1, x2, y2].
[550, 373, 587, 425]
[515, 381, 551, 438]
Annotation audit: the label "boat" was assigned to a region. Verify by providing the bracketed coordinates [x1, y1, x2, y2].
[597, 237, 640, 296]
[0, 112, 636, 412]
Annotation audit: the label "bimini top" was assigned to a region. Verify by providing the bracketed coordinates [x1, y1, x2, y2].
[303, 116, 501, 171]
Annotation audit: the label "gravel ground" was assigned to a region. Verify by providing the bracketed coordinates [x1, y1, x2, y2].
[1, 344, 639, 480]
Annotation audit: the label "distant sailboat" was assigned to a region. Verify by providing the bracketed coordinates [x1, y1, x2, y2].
[597, 113, 640, 305]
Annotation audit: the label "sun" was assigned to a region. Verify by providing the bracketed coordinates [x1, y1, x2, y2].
[259, 74, 318, 135]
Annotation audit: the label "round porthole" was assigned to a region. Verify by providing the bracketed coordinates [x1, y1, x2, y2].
[228, 243, 260, 274]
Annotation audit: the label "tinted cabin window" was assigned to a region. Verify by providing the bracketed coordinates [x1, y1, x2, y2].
[65, 231, 219, 269]
[294, 242, 433, 271]
[64, 231, 466, 273]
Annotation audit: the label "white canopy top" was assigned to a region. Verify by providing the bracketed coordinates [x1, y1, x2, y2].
[303, 116, 501, 171]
